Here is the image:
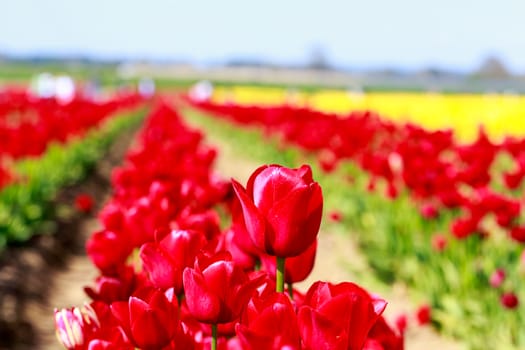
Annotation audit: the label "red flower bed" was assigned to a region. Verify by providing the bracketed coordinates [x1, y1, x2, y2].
[187, 97, 525, 245]
[0, 87, 143, 190]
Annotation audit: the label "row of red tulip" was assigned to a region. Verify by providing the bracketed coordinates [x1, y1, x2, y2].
[0, 87, 143, 190]
[186, 97, 525, 246]
[55, 101, 403, 350]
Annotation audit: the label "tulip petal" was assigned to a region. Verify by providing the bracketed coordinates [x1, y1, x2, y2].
[298, 307, 347, 350]
[252, 166, 306, 214]
[236, 323, 274, 350]
[183, 268, 221, 323]
[232, 179, 266, 249]
[266, 186, 314, 256]
[202, 260, 236, 300]
[139, 243, 177, 290]
[110, 301, 131, 338]
[129, 297, 170, 348]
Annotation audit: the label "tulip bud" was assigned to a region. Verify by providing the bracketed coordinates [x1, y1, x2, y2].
[329, 210, 343, 222]
[75, 193, 94, 213]
[420, 203, 438, 219]
[431, 234, 447, 252]
[501, 292, 519, 309]
[232, 164, 323, 258]
[394, 314, 408, 334]
[415, 304, 431, 325]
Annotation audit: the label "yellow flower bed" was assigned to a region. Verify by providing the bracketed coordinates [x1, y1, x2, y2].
[211, 86, 525, 142]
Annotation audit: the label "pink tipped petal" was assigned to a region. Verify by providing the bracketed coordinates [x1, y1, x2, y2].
[372, 298, 388, 316]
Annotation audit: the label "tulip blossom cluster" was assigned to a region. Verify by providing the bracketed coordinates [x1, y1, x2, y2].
[187, 98, 525, 245]
[55, 102, 402, 349]
[0, 87, 143, 190]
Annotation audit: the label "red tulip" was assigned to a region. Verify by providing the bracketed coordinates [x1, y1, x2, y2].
[329, 210, 343, 222]
[83, 302, 134, 350]
[236, 292, 301, 349]
[140, 229, 206, 293]
[87, 229, 132, 273]
[297, 281, 386, 350]
[176, 210, 222, 241]
[420, 203, 438, 219]
[221, 228, 258, 271]
[232, 164, 323, 257]
[450, 216, 478, 239]
[98, 202, 125, 231]
[365, 315, 404, 350]
[75, 193, 94, 213]
[510, 226, 525, 243]
[111, 288, 179, 349]
[394, 314, 408, 334]
[84, 266, 137, 303]
[501, 292, 519, 309]
[182, 253, 257, 324]
[431, 234, 447, 252]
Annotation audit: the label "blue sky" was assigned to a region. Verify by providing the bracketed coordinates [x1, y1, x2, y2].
[2, 0, 525, 72]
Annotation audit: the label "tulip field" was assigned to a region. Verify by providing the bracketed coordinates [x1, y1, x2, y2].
[2, 82, 525, 350]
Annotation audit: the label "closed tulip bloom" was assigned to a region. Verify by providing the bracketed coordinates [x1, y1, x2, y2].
[84, 266, 137, 303]
[75, 193, 94, 213]
[298, 281, 386, 350]
[232, 164, 323, 258]
[140, 229, 206, 294]
[236, 292, 301, 350]
[501, 292, 519, 309]
[183, 253, 257, 324]
[87, 229, 132, 273]
[111, 288, 179, 349]
[415, 304, 431, 325]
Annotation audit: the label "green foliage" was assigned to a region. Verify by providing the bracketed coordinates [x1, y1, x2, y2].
[0, 108, 145, 250]
[185, 107, 525, 350]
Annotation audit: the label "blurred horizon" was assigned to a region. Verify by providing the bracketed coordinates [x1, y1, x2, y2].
[2, 0, 525, 74]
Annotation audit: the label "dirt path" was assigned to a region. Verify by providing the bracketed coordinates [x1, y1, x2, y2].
[191, 115, 466, 350]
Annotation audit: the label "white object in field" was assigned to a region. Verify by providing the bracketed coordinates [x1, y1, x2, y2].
[55, 75, 76, 103]
[138, 77, 156, 98]
[34, 73, 56, 98]
[189, 80, 213, 102]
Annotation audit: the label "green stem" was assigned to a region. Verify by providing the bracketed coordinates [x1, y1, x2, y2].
[276, 257, 286, 293]
[211, 324, 217, 350]
[287, 282, 294, 299]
